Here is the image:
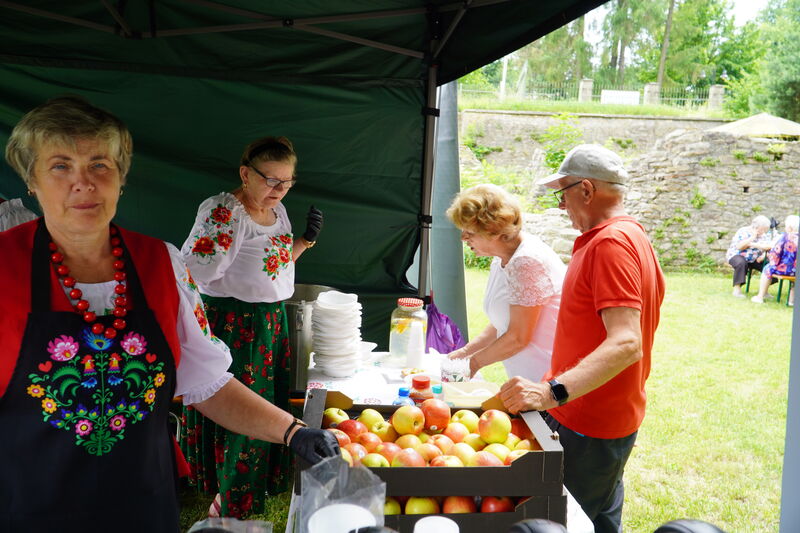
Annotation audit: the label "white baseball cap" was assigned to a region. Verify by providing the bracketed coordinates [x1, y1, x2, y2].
[536, 144, 629, 188]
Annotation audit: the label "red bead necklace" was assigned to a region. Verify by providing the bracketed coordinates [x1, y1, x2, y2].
[49, 227, 128, 339]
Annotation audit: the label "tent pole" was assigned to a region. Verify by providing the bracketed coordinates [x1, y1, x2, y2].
[418, 63, 438, 298]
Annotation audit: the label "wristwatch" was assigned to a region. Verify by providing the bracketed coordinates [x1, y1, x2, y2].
[548, 379, 569, 406]
[301, 237, 316, 248]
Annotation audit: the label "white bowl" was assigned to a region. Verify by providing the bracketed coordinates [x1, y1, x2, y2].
[307, 503, 375, 533]
[319, 365, 359, 378]
[316, 291, 358, 308]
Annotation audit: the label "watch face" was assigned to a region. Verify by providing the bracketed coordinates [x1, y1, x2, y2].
[549, 379, 568, 402]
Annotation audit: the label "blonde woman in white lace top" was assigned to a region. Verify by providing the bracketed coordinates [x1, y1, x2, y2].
[446, 184, 566, 381]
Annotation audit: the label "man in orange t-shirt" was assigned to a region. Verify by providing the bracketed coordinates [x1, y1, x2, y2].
[500, 144, 665, 533]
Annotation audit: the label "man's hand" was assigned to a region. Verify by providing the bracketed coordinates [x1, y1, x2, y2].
[498, 376, 554, 414]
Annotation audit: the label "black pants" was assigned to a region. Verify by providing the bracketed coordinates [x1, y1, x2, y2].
[543, 412, 637, 533]
[728, 255, 764, 287]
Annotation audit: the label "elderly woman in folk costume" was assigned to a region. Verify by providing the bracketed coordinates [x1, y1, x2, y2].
[0, 96, 337, 533]
[180, 136, 323, 517]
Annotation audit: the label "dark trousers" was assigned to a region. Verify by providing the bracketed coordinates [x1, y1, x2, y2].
[728, 255, 764, 286]
[543, 412, 637, 533]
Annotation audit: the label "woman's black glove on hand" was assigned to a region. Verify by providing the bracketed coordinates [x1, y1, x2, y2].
[303, 205, 323, 243]
[289, 427, 340, 464]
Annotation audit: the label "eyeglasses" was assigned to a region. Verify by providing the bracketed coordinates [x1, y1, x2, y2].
[249, 165, 297, 189]
[553, 180, 584, 203]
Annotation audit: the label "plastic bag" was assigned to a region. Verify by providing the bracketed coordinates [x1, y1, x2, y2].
[188, 517, 272, 533]
[425, 301, 466, 354]
[299, 456, 386, 533]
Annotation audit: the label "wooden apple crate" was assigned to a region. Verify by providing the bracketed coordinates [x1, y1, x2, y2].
[298, 389, 566, 532]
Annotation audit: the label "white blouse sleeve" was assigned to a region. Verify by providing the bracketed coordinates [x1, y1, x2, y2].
[166, 242, 234, 405]
[0, 198, 37, 231]
[506, 255, 558, 307]
[180, 194, 243, 285]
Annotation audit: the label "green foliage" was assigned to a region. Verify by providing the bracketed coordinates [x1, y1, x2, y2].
[609, 137, 636, 150]
[540, 113, 583, 172]
[752, 204, 763, 213]
[683, 248, 719, 272]
[459, 97, 728, 118]
[462, 124, 502, 160]
[460, 161, 532, 211]
[767, 143, 787, 160]
[462, 243, 492, 270]
[690, 188, 706, 209]
[699, 157, 719, 167]
[724, 70, 767, 117]
[457, 69, 495, 90]
[732, 149, 747, 161]
[706, 235, 716, 244]
[751, 151, 769, 163]
[758, 0, 800, 121]
[513, 135, 522, 142]
[728, 169, 737, 177]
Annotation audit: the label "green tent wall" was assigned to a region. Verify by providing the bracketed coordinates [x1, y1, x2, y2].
[0, 0, 605, 345]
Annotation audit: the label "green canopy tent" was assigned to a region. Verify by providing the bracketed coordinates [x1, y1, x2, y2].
[0, 0, 605, 345]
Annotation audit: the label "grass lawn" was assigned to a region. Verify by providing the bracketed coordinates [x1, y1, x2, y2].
[181, 269, 792, 532]
[466, 268, 791, 532]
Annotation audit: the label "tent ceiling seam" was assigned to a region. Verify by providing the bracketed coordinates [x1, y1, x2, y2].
[101, 0, 133, 37]
[0, 1, 115, 34]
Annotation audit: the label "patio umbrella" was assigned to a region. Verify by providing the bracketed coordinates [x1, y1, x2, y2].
[709, 112, 800, 139]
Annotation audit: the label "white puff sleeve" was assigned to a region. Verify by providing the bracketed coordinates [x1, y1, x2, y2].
[180, 194, 243, 285]
[167, 242, 234, 405]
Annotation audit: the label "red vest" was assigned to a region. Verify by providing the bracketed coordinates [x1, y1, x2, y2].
[0, 219, 181, 398]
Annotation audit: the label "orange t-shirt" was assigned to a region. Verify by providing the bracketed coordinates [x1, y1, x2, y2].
[545, 216, 665, 439]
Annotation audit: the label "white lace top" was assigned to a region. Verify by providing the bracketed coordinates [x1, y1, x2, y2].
[0, 198, 37, 231]
[65, 244, 233, 405]
[483, 233, 566, 381]
[181, 192, 295, 303]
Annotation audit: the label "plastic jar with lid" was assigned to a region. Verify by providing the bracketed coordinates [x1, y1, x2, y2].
[409, 375, 434, 405]
[389, 297, 428, 366]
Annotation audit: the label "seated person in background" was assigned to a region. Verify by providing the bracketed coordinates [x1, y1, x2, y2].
[0, 195, 37, 231]
[726, 215, 773, 298]
[751, 214, 798, 305]
[445, 183, 566, 382]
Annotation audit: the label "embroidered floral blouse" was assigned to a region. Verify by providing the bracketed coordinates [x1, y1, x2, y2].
[726, 226, 772, 262]
[66, 243, 233, 405]
[181, 192, 295, 303]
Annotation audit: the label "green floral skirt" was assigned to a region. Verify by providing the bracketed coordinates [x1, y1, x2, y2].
[181, 296, 292, 518]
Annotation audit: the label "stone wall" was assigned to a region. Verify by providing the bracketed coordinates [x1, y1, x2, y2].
[458, 110, 800, 268]
[626, 130, 800, 268]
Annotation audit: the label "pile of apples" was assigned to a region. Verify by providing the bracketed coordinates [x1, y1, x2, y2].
[384, 495, 526, 515]
[321, 399, 541, 470]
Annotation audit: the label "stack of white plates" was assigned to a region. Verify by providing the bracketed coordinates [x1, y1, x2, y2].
[312, 291, 362, 378]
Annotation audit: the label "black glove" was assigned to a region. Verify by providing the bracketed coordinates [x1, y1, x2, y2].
[302, 205, 323, 243]
[289, 427, 340, 464]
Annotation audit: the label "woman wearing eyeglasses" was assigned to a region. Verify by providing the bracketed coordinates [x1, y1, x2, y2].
[180, 136, 323, 518]
[446, 184, 565, 383]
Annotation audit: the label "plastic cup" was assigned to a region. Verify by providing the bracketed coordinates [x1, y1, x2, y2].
[307, 503, 376, 533]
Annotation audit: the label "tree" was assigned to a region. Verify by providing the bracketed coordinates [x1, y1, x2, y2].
[657, 0, 676, 86]
[758, 0, 800, 120]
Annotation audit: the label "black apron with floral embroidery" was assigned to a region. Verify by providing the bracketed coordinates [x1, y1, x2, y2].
[0, 222, 179, 533]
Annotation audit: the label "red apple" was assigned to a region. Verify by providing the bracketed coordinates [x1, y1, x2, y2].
[451, 409, 480, 433]
[416, 442, 443, 462]
[428, 434, 455, 455]
[371, 420, 398, 442]
[391, 405, 425, 435]
[442, 495, 477, 514]
[357, 408, 385, 430]
[420, 398, 451, 433]
[480, 496, 514, 513]
[478, 410, 512, 444]
[462, 433, 486, 451]
[337, 419, 368, 441]
[326, 428, 351, 448]
[356, 432, 382, 453]
[405, 496, 440, 515]
[510, 417, 533, 440]
[322, 407, 349, 429]
[429, 455, 464, 467]
[384, 497, 402, 515]
[361, 452, 390, 468]
[504, 449, 530, 465]
[443, 422, 469, 443]
[390, 448, 426, 467]
[375, 442, 402, 463]
[343, 443, 368, 464]
[465, 450, 504, 467]
[503, 433, 521, 450]
[395, 434, 423, 450]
